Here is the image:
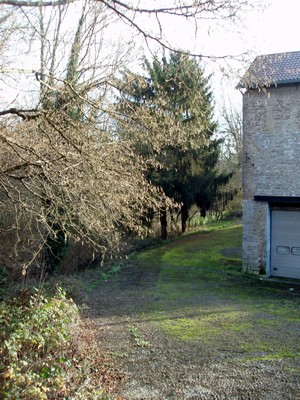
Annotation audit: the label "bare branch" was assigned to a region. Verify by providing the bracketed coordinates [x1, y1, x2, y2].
[0, 0, 75, 6]
[103, 0, 245, 18]
[99, 0, 249, 59]
[0, 108, 42, 118]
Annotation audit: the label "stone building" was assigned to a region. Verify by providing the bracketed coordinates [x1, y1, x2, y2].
[241, 51, 300, 280]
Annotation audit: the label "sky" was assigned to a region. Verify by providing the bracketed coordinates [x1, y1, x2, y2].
[2, 0, 300, 118]
[188, 0, 300, 115]
[122, 0, 300, 118]
[211, 0, 300, 114]
[151, 0, 300, 116]
[245, 0, 300, 55]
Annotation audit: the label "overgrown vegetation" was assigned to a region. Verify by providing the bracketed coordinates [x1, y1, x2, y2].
[0, 288, 116, 399]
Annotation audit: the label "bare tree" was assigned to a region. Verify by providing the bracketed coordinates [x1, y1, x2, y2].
[0, 0, 250, 280]
[220, 105, 242, 168]
[0, 1, 251, 57]
[0, 2, 162, 278]
[216, 103, 243, 215]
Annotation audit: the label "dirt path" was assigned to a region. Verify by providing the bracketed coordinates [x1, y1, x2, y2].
[86, 223, 300, 399]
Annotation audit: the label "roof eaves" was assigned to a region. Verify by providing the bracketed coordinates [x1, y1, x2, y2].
[274, 78, 300, 85]
[237, 51, 300, 90]
[237, 78, 300, 90]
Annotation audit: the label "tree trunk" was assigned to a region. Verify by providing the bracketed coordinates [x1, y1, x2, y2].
[181, 203, 189, 234]
[160, 207, 168, 240]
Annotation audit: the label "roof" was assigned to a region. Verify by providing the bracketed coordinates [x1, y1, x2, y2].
[239, 51, 300, 89]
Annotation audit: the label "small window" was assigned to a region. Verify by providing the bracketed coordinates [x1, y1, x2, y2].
[291, 247, 300, 256]
[276, 246, 290, 255]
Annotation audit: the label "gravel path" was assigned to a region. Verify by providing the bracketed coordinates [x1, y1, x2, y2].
[86, 226, 300, 400]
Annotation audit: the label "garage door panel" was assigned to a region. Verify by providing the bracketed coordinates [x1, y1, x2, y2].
[271, 210, 300, 279]
[271, 263, 300, 279]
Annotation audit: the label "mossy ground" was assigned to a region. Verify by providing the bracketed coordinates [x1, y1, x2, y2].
[135, 222, 300, 363]
[83, 220, 300, 399]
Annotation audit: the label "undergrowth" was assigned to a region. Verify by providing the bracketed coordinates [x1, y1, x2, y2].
[0, 288, 110, 399]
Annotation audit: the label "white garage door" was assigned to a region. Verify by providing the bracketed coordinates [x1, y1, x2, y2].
[271, 210, 300, 279]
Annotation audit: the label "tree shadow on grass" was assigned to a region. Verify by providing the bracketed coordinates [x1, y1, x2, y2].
[85, 224, 300, 322]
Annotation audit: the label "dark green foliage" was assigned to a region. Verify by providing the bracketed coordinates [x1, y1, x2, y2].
[117, 51, 230, 236]
[194, 172, 231, 217]
[44, 224, 69, 275]
[0, 266, 8, 300]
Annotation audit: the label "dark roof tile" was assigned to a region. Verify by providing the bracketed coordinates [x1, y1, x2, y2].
[239, 51, 300, 89]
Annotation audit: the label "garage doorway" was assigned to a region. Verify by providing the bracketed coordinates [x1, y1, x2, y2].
[271, 208, 300, 279]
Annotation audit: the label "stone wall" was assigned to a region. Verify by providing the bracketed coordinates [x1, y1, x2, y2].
[242, 83, 300, 274]
[243, 200, 268, 274]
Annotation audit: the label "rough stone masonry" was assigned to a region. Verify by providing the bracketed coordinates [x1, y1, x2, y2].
[243, 82, 300, 274]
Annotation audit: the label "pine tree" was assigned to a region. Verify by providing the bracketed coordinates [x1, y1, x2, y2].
[116, 51, 229, 237]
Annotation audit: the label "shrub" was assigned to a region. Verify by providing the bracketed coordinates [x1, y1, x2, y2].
[0, 288, 80, 399]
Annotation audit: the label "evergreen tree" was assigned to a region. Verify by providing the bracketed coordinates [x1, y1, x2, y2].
[116, 51, 229, 237]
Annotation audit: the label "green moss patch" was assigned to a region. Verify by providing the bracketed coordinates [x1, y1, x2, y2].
[134, 221, 300, 363]
[161, 308, 252, 341]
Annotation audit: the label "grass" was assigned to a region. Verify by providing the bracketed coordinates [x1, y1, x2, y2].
[134, 220, 300, 363]
[4, 219, 298, 398]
